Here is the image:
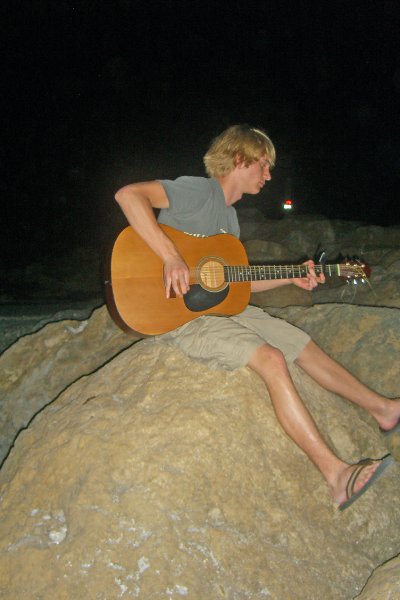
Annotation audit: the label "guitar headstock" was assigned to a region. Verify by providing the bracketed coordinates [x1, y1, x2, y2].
[339, 259, 371, 282]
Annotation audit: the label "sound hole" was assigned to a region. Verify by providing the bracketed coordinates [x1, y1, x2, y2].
[198, 257, 227, 291]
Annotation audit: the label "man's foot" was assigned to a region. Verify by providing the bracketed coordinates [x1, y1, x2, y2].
[373, 398, 400, 435]
[379, 417, 400, 437]
[337, 454, 394, 511]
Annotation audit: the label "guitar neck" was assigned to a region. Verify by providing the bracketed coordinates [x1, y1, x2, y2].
[225, 263, 340, 282]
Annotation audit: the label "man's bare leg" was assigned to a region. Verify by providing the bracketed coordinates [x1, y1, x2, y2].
[295, 340, 400, 432]
[247, 343, 388, 506]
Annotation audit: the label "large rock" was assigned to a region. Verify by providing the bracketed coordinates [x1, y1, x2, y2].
[1, 213, 400, 598]
[240, 216, 400, 310]
[0, 304, 400, 599]
[0, 306, 137, 464]
[355, 555, 400, 599]
[269, 303, 400, 464]
[268, 304, 400, 397]
[249, 246, 400, 309]
[2, 217, 400, 311]
[0, 301, 102, 353]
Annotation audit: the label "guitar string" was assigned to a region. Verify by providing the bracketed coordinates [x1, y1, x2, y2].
[188, 263, 366, 280]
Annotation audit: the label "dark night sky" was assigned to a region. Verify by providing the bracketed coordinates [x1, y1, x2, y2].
[1, 0, 399, 270]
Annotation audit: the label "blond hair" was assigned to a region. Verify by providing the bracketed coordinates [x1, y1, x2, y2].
[203, 125, 276, 177]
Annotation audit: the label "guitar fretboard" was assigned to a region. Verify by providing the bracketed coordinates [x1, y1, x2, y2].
[224, 264, 341, 282]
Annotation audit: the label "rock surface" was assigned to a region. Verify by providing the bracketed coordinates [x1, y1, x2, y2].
[269, 304, 400, 397]
[240, 213, 400, 310]
[0, 300, 103, 354]
[0, 304, 400, 599]
[355, 555, 400, 599]
[2, 215, 400, 312]
[0, 306, 137, 465]
[1, 216, 400, 598]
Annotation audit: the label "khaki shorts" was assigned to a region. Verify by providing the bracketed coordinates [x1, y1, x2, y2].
[155, 305, 310, 371]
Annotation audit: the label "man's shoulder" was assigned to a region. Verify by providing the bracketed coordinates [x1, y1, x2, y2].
[160, 176, 211, 191]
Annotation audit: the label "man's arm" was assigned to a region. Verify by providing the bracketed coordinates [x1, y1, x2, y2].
[115, 181, 190, 298]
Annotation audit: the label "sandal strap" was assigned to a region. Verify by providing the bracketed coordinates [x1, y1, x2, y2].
[345, 458, 374, 500]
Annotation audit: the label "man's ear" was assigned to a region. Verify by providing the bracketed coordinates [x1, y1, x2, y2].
[234, 154, 245, 168]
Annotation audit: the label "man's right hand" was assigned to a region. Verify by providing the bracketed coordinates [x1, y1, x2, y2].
[163, 255, 190, 298]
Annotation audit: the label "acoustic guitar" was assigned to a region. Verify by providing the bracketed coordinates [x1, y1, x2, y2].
[105, 224, 370, 336]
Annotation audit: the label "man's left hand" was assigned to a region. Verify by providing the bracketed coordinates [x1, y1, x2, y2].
[292, 260, 325, 290]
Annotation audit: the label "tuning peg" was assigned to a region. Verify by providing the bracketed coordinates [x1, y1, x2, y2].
[314, 247, 326, 264]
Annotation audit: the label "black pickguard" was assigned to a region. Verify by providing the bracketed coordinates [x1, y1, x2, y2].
[184, 284, 229, 312]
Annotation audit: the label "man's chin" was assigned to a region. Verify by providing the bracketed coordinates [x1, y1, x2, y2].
[244, 186, 262, 195]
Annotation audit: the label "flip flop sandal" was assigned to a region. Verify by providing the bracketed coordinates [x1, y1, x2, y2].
[339, 454, 394, 512]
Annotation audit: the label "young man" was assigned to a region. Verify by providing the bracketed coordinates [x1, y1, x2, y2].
[115, 124, 399, 510]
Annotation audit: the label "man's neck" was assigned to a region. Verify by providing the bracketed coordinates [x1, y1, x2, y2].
[216, 174, 243, 206]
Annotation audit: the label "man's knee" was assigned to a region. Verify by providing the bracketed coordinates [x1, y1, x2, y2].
[247, 343, 287, 373]
[295, 339, 321, 366]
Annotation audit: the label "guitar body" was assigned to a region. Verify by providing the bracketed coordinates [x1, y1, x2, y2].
[106, 225, 250, 336]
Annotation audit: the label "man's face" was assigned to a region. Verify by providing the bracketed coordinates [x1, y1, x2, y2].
[238, 156, 272, 194]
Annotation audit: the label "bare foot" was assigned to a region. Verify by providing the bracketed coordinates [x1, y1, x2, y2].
[372, 398, 400, 433]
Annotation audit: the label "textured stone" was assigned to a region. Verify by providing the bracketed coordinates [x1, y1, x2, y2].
[0, 306, 137, 464]
[0, 308, 399, 599]
[270, 303, 400, 463]
[239, 217, 400, 310]
[1, 215, 400, 598]
[268, 304, 400, 398]
[250, 248, 400, 310]
[251, 284, 313, 309]
[355, 555, 400, 599]
[0, 301, 101, 353]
